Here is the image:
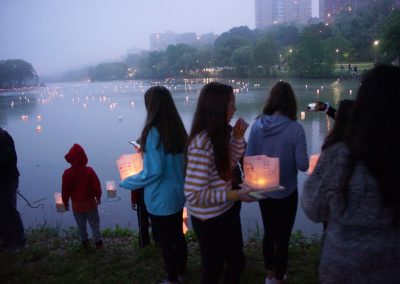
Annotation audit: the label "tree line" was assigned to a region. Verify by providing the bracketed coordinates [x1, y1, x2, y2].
[112, 0, 397, 80]
[0, 60, 39, 89]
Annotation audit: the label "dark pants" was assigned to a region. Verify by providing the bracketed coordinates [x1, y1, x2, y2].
[259, 189, 298, 280]
[192, 205, 245, 284]
[149, 210, 188, 283]
[0, 179, 26, 249]
[73, 208, 101, 242]
[136, 188, 151, 247]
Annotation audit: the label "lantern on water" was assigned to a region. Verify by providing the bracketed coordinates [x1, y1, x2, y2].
[308, 154, 320, 175]
[116, 153, 143, 180]
[54, 192, 65, 212]
[106, 180, 117, 198]
[243, 155, 280, 190]
[182, 207, 189, 234]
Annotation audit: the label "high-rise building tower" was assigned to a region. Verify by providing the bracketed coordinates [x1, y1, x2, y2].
[255, 0, 312, 29]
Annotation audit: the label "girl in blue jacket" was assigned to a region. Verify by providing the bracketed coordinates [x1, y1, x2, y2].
[120, 86, 188, 284]
[246, 81, 308, 284]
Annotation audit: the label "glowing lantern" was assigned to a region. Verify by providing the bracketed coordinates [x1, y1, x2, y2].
[182, 207, 189, 234]
[54, 192, 66, 212]
[36, 125, 43, 132]
[243, 155, 280, 190]
[300, 111, 306, 120]
[106, 180, 117, 198]
[116, 153, 143, 180]
[36, 115, 42, 121]
[308, 154, 320, 175]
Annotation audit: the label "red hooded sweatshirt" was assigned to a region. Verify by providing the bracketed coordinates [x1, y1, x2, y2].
[62, 144, 101, 213]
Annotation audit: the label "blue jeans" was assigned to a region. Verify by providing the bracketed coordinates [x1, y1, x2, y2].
[0, 179, 26, 249]
[73, 208, 101, 242]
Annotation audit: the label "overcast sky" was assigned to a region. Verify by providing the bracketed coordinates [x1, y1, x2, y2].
[0, 0, 319, 76]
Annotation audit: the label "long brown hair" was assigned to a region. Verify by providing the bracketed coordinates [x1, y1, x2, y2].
[341, 65, 400, 226]
[140, 86, 187, 153]
[188, 82, 233, 181]
[262, 81, 297, 120]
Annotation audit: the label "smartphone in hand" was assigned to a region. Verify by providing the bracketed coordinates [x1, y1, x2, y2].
[129, 141, 141, 149]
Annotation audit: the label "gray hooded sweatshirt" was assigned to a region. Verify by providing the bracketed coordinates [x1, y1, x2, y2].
[245, 114, 308, 199]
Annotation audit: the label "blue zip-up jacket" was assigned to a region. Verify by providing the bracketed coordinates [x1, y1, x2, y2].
[119, 127, 185, 216]
[246, 114, 308, 198]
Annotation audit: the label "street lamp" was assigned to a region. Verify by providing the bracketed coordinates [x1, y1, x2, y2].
[336, 49, 339, 65]
[373, 40, 379, 64]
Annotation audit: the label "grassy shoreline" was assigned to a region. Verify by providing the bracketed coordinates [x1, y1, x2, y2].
[0, 226, 320, 283]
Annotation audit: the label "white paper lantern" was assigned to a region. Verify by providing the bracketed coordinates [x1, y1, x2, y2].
[116, 153, 143, 180]
[243, 155, 280, 190]
[106, 180, 117, 198]
[54, 192, 65, 212]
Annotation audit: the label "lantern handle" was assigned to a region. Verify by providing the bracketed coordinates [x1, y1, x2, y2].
[17, 191, 45, 208]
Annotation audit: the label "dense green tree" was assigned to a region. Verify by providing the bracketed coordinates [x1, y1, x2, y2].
[214, 26, 256, 66]
[135, 51, 168, 79]
[0, 59, 39, 89]
[252, 35, 279, 76]
[265, 24, 300, 47]
[166, 44, 197, 76]
[88, 62, 128, 81]
[333, 0, 396, 60]
[288, 26, 335, 77]
[231, 45, 255, 77]
[379, 10, 400, 63]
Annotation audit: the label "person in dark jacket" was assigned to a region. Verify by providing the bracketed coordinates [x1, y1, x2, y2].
[62, 143, 103, 249]
[0, 127, 26, 252]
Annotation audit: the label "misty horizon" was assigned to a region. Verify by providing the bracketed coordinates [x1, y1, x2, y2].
[0, 0, 319, 76]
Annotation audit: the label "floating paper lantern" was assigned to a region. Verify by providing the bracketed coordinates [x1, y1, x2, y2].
[116, 153, 143, 180]
[308, 154, 320, 175]
[106, 180, 117, 198]
[36, 125, 43, 132]
[36, 115, 42, 121]
[21, 115, 29, 121]
[300, 111, 306, 120]
[54, 192, 66, 212]
[243, 155, 280, 190]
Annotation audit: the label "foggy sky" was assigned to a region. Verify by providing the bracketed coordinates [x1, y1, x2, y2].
[0, 0, 319, 76]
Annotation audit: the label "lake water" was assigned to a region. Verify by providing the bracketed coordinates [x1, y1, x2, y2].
[0, 77, 359, 238]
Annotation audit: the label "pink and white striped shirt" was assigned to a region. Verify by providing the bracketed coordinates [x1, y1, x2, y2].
[184, 131, 245, 220]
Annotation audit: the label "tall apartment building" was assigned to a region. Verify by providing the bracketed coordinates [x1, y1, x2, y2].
[255, 0, 312, 29]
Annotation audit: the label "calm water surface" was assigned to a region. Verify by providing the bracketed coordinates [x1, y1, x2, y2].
[0, 78, 359, 238]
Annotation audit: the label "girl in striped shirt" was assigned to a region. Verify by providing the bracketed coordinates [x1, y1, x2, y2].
[185, 82, 254, 284]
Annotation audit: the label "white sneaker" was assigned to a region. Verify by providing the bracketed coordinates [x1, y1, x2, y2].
[265, 277, 277, 284]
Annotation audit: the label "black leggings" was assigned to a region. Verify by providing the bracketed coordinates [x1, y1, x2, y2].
[192, 204, 245, 284]
[149, 211, 188, 283]
[259, 189, 298, 280]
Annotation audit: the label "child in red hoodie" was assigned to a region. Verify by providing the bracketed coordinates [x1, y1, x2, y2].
[62, 144, 103, 249]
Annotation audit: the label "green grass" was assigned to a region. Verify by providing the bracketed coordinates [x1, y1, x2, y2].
[0, 226, 320, 284]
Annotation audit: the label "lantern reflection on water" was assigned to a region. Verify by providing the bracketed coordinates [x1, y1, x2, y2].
[54, 192, 66, 212]
[116, 153, 143, 180]
[308, 154, 320, 175]
[243, 155, 280, 190]
[106, 181, 117, 198]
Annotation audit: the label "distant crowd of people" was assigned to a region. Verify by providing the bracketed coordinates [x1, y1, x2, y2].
[1, 64, 399, 284]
